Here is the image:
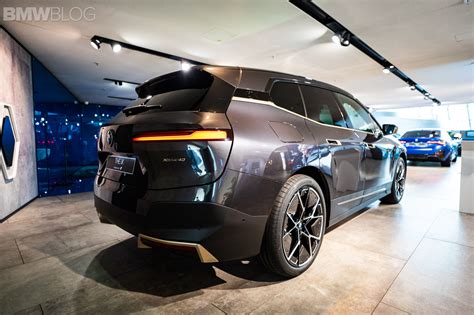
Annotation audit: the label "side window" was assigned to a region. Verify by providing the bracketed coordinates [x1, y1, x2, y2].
[300, 85, 347, 128]
[270, 82, 305, 116]
[335, 94, 377, 133]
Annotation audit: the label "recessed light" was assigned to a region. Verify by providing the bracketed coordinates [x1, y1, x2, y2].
[382, 68, 390, 74]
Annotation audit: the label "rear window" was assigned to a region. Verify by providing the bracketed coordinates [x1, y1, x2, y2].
[402, 130, 441, 138]
[128, 69, 234, 113]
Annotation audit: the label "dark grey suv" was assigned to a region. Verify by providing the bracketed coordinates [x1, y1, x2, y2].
[94, 66, 407, 277]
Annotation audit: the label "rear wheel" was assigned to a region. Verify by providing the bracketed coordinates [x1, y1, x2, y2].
[441, 159, 451, 167]
[380, 158, 406, 204]
[260, 175, 326, 277]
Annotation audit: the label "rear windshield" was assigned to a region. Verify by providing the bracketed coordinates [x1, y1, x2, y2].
[128, 69, 234, 113]
[402, 130, 441, 138]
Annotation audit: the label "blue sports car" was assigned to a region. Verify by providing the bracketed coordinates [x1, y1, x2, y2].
[400, 129, 458, 167]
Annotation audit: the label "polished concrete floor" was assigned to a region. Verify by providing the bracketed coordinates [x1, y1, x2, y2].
[0, 160, 472, 314]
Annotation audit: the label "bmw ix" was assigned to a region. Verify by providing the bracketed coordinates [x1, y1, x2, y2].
[95, 66, 407, 277]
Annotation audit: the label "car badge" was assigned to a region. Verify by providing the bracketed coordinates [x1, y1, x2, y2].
[106, 129, 115, 146]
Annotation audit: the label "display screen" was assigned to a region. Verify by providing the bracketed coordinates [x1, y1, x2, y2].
[1, 116, 15, 167]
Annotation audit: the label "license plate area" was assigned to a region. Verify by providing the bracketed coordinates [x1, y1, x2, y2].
[106, 155, 136, 175]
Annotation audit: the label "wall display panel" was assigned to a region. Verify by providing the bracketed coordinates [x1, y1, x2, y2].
[0, 103, 20, 180]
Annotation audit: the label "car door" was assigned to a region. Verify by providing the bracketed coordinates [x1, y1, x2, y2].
[299, 85, 366, 222]
[334, 94, 395, 203]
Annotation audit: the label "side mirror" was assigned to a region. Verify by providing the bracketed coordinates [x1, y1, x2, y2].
[382, 124, 398, 135]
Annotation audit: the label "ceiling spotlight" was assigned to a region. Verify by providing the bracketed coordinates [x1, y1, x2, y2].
[424, 96, 429, 100]
[181, 61, 192, 71]
[382, 68, 390, 74]
[409, 85, 416, 90]
[340, 31, 350, 46]
[331, 31, 350, 46]
[112, 43, 122, 53]
[389, 65, 394, 69]
[90, 37, 101, 50]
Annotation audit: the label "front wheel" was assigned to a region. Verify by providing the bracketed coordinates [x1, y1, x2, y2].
[380, 158, 406, 204]
[260, 175, 326, 277]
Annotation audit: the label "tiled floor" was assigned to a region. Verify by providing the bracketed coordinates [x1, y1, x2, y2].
[0, 160, 472, 314]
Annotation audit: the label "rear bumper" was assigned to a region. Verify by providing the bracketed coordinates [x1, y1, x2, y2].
[406, 147, 450, 161]
[407, 154, 443, 162]
[94, 169, 277, 262]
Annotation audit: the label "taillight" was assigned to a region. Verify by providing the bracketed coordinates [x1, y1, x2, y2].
[133, 130, 230, 142]
[427, 140, 446, 145]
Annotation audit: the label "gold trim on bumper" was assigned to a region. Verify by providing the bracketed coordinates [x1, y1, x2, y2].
[137, 234, 218, 263]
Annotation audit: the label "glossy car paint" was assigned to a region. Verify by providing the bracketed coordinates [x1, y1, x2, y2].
[400, 129, 456, 163]
[94, 66, 406, 262]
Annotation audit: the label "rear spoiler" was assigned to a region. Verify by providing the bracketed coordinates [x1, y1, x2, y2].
[136, 66, 242, 98]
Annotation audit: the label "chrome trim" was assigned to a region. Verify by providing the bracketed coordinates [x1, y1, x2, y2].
[231, 96, 376, 135]
[137, 234, 219, 263]
[337, 188, 387, 206]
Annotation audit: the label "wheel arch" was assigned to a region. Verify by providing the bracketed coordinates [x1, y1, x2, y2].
[293, 166, 331, 227]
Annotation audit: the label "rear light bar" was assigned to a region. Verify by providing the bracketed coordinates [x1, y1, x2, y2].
[427, 140, 446, 145]
[133, 130, 230, 142]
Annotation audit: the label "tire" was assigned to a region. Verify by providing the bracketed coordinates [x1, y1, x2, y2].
[260, 175, 326, 278]
[441, 159, 451, 167]
[380, 158, 406, 204]
[458, 147, 462, 157]
[452, 150, 458, 162]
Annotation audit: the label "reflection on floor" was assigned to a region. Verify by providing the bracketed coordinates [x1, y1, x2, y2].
[0, 160, 472, 314]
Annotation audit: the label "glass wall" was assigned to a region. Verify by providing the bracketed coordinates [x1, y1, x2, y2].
[376, 103, 474, 131]
[32, 58, 124, 196]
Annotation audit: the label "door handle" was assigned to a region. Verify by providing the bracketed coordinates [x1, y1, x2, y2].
[326, 139, 342, 146]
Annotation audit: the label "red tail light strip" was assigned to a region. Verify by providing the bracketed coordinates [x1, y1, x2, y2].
[133, 130, 230, 142]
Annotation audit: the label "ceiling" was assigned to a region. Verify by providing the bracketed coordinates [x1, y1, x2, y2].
[2, 0, 473, 110]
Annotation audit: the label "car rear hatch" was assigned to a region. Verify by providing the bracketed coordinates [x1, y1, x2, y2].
[97, 68, 238, 190]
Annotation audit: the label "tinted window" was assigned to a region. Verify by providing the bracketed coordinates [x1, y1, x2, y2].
[336, 94, 377, 133]
[270, 82, 305, 116]
[402, 130, 441, 138]
[300, 85, 346, 127]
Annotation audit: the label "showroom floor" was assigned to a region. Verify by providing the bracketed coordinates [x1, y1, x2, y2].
[0, 161, 472, 314]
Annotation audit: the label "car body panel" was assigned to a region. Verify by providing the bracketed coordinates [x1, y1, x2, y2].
[400, 129, 455, 162]
[94, 66, 406, 262]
